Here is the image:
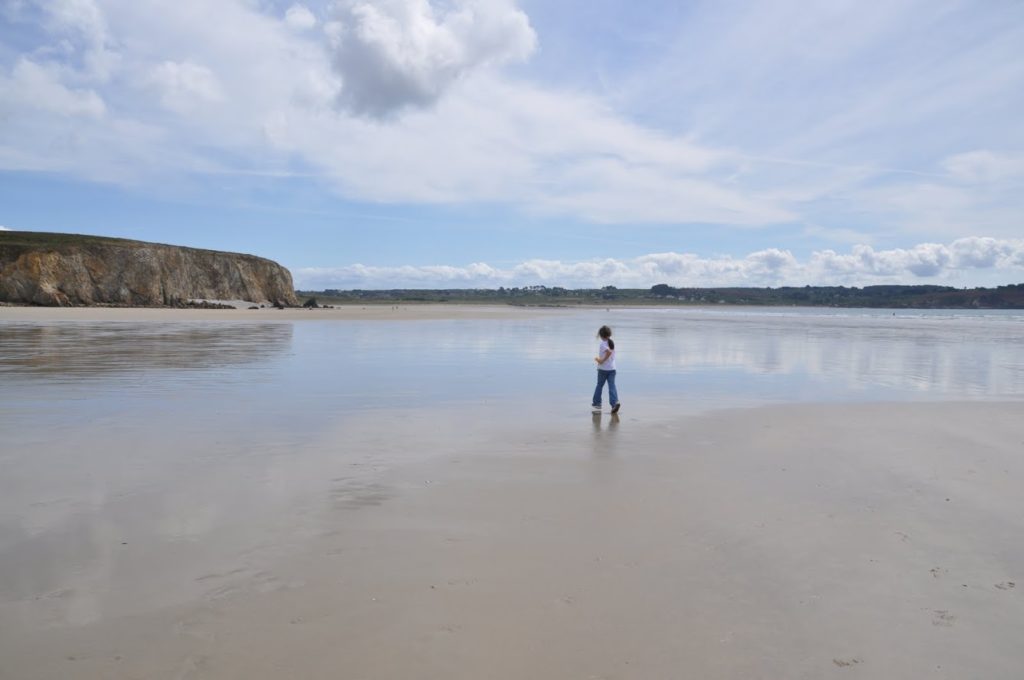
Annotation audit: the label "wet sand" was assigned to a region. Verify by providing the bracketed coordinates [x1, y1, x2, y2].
[0, 304, 547, 322]
[2, 400, 1021, 679]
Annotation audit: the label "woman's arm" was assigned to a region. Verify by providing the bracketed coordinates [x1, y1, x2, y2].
[595, 349, 611, 364]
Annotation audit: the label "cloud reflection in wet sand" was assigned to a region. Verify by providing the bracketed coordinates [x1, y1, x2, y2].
[0, 322, 293, 380]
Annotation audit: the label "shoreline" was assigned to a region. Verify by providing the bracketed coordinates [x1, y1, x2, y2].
[3, 302, 1022, 323]
[0, 303, 552, 322]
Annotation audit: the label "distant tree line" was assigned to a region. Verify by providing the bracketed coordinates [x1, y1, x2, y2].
[296, 283, 1024, 309]
[649, 283, 1024, 308]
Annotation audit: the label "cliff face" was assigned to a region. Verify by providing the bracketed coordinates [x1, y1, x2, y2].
[0, 232, 299, 307]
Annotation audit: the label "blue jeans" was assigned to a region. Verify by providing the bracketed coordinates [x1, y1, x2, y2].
[592, 369, 618, 407]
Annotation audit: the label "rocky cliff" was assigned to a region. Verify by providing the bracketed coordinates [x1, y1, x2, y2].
[0, 232, 299, 307]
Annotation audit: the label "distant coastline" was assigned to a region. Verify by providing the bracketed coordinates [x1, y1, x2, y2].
[298, 283, 1024, 309]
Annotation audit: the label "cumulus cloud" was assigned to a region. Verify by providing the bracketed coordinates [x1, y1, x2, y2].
[949, 237, 1024, 268]
[797, 237, 1024, 283]
[0, 225, 11, 231]
[808, 238, 1024, 281]
[811, 244, 946, 278]
[326, 0, 536, 117]
[295, 237, 1024, 289]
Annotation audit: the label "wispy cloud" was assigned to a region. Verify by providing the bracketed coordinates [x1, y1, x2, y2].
[295, 237, 1024, 289]
[147, 60, 225, 113]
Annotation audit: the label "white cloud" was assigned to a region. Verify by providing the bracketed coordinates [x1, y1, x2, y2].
[0, 0, 1021, 238]
[37, 0, 118, 80]
[949, 237, 1024, 269]
[148, 61, 225, 113]
[843, 148, 1024, 240]
[256, 74, 783, 224]
[0, 225, 11, 231]
[327, 0, 537, 118]
[295, 237, 1024, 289]
[942, 151, 1024, 184]
[808, 238, 1024, 281]
[41, 0, 107, 43]
[811, 243, 950, 279]
[285, 4, 317, 31]
[0, 58, 106, 118]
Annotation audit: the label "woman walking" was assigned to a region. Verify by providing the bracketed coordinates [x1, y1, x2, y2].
[592, 325, 620, 414]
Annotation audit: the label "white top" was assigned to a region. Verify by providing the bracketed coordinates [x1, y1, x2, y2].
[597, 339, 616, 370]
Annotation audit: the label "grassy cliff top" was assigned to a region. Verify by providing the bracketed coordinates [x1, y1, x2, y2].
[0, 231, 260, 260]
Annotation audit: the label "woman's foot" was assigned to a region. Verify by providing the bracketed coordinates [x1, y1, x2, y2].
[591, 404, 602, 414]
[611, 403, 621, 414]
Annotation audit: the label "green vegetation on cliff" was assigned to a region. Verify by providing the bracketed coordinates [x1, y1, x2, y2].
[0, 231, 243, 255]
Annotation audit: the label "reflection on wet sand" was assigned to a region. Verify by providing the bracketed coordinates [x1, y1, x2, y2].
[0, 322, 293, 379]
[614, 312, 1024, 398]
[591, 412, 620, 432]
[1, 308, 1023, 679]
[591, 412, 620, 457]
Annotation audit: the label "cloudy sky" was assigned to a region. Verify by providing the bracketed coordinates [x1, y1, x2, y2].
[1, 0, 1022, 289]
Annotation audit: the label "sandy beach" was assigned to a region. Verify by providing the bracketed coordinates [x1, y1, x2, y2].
[2, 403, 1021, 678]
[6, 0, 1024, 675]
[1, 307, 1022, 679]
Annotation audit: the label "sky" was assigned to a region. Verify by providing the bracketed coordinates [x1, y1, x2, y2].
[1, 0, 1022, 289]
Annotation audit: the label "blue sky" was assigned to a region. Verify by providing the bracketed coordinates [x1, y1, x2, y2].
[1, 0, 1022, 289]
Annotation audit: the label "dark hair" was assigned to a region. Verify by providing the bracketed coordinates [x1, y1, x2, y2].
[598, 325, 615, 350]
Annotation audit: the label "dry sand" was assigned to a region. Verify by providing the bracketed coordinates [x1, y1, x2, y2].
[2, 399, 1022, 679]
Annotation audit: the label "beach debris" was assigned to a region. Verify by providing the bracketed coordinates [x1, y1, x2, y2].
[995, 581, 1015, 590]
[184, 300, 236, 309]
[833, 658, 861, 667]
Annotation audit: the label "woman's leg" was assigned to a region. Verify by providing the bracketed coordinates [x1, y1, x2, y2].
[592, 370, 608, 407]
[607, 370, 618, 406]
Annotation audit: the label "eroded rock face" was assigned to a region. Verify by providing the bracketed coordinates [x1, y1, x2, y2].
[0, 232, 299, 307]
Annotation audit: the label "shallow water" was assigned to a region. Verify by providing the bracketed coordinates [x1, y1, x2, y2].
[1, 307, 1022, 627]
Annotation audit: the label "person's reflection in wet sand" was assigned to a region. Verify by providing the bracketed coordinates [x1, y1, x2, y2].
[590, 412, 621, 457]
